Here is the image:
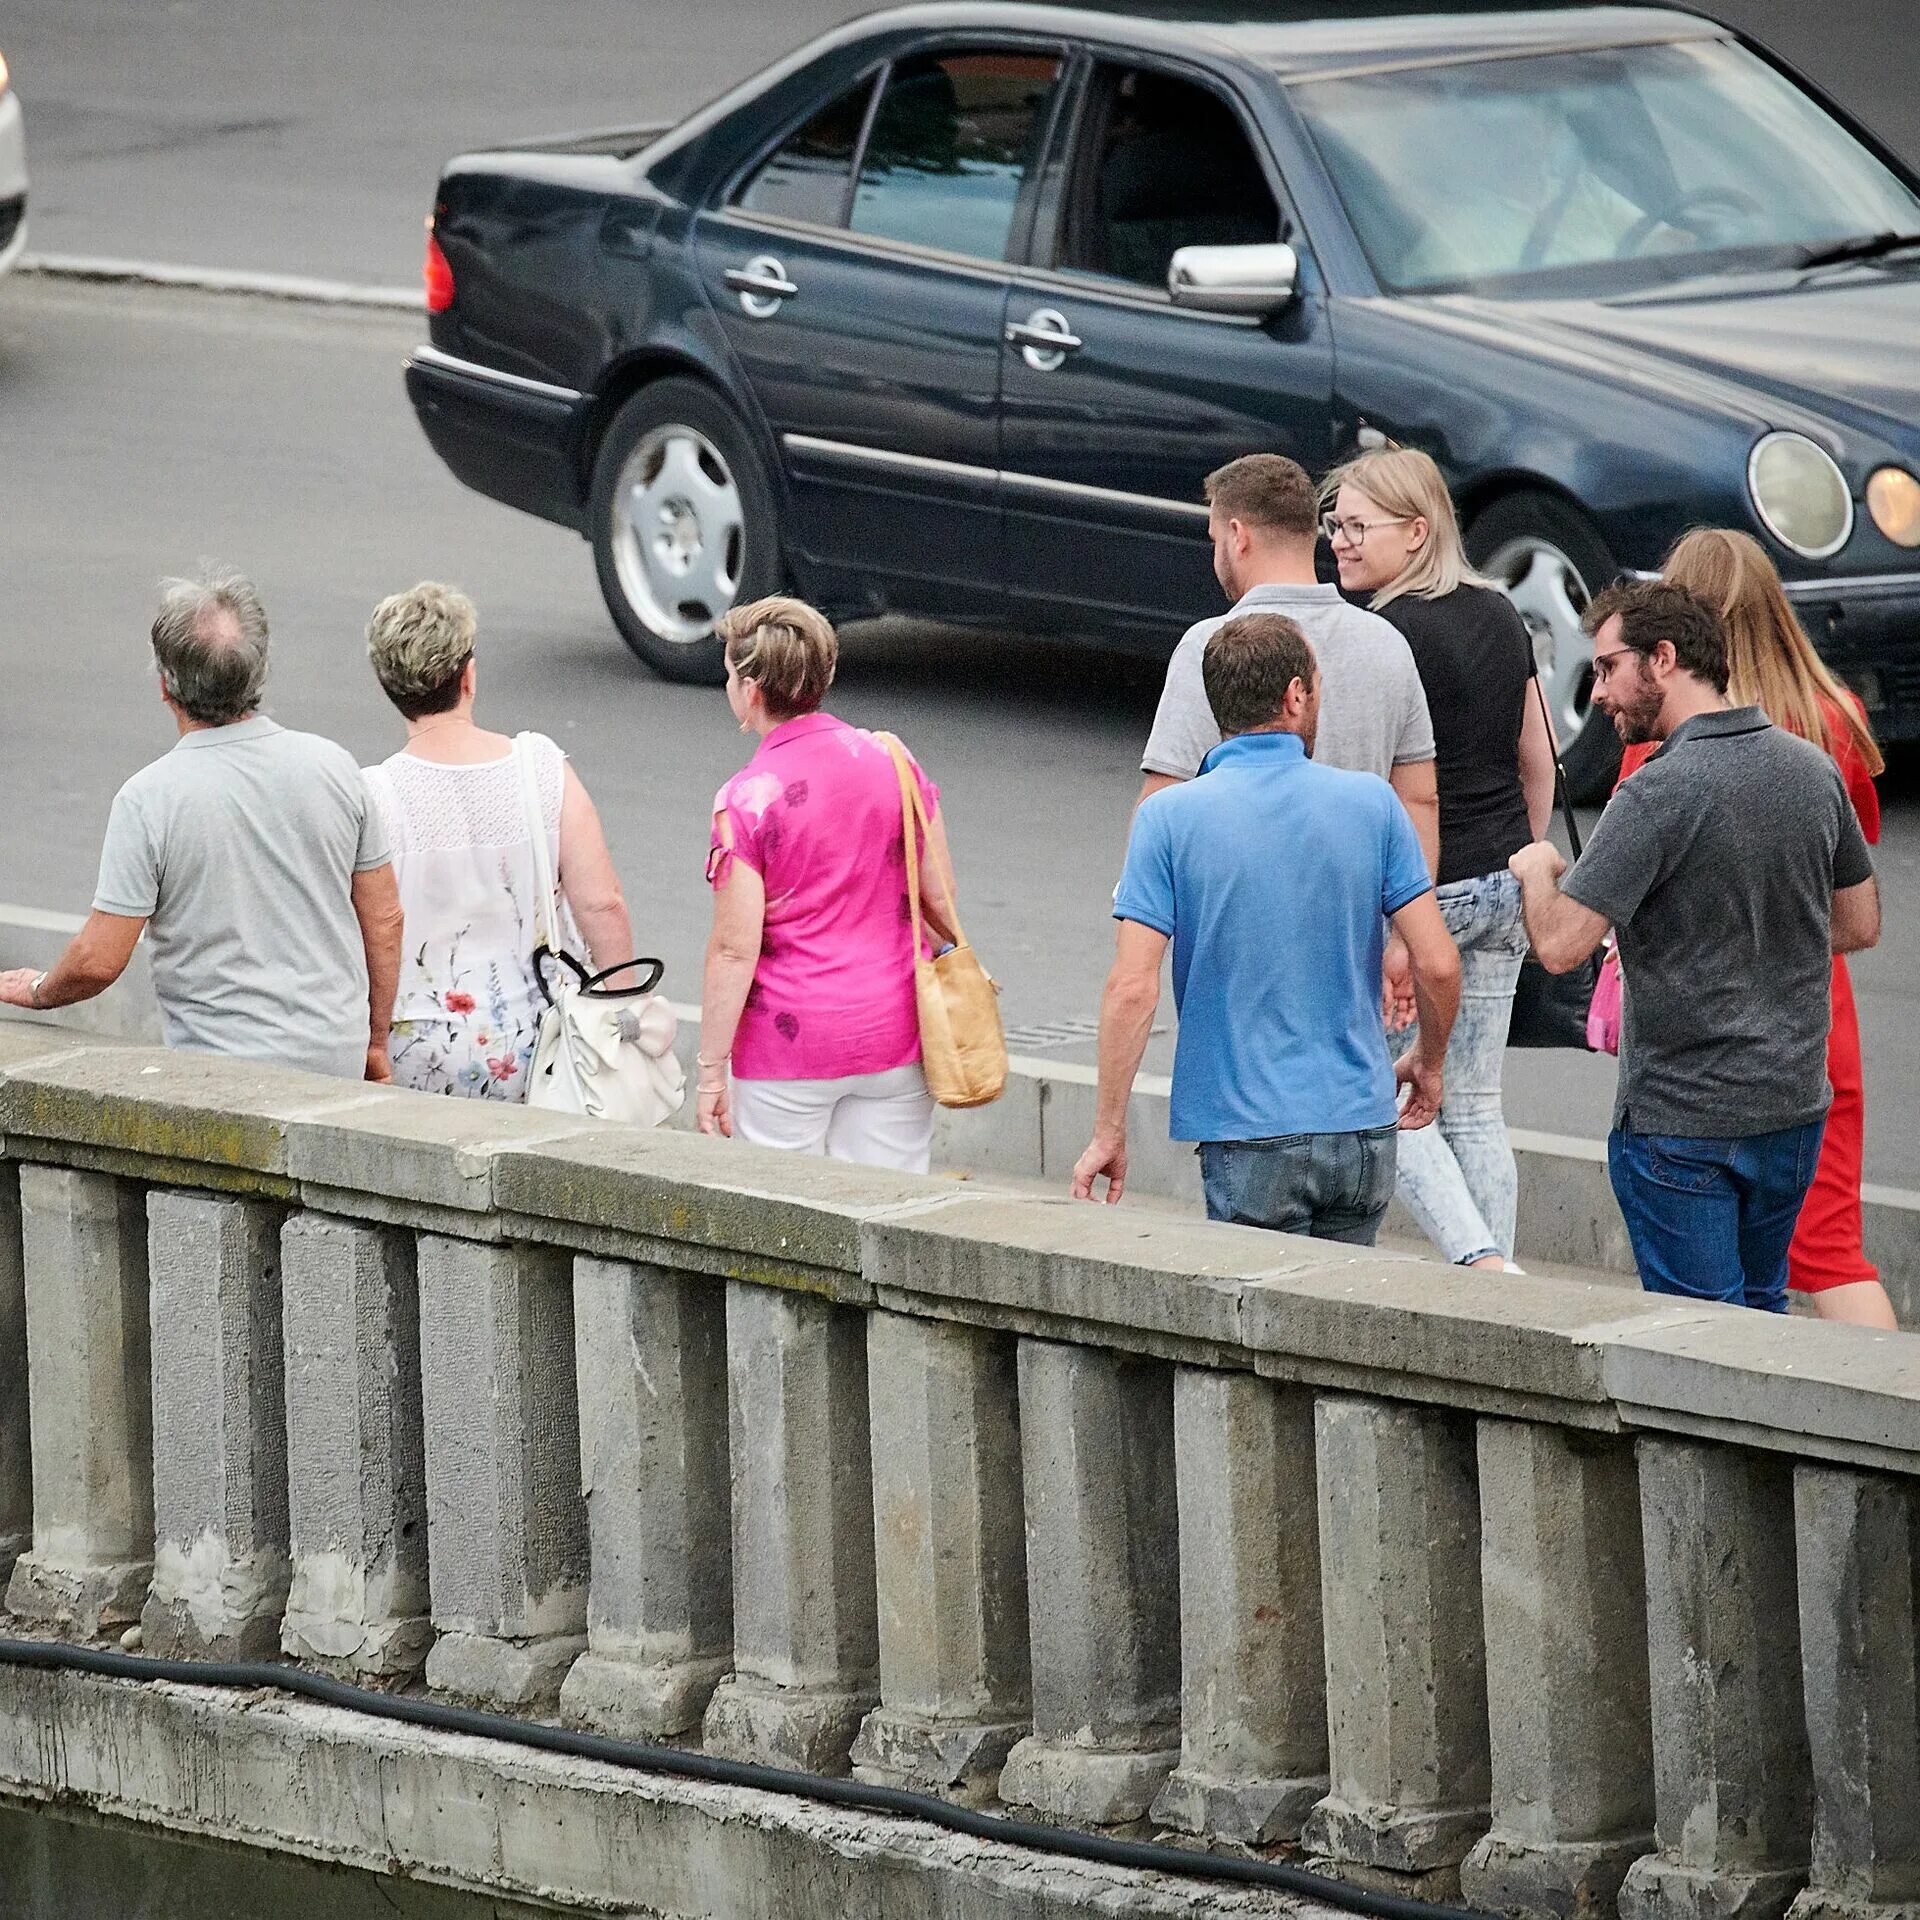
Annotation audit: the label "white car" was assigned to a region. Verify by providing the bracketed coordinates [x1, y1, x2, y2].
[0, 46, 26, 275]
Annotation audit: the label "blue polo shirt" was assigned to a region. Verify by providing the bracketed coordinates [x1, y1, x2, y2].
[1115, 731, 1431, 1143]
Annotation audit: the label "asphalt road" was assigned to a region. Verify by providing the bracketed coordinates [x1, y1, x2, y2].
[3, 0, 1917, 286]
[4, 273, 1920, 1182]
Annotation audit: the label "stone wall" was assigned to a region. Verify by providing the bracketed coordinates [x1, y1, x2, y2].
[0, 1024, 1917, 1919]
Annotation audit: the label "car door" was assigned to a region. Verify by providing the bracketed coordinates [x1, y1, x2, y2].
[695, 44, 1065, 621]
[997, 57, 1337, 636]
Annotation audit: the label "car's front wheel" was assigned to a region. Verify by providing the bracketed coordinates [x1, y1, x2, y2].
[1467, 491, 1624, 805]
[589, 377, 781, 685]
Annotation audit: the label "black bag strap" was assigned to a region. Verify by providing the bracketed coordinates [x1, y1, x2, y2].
[532, 946, 666, 1006]
[1531, 671, 1584, 863]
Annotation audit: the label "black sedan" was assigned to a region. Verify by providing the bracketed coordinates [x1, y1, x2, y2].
[407, 1, 1920, 798]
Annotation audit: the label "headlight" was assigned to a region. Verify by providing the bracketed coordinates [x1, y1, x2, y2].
[1748, 431, 1853, 560]
[1867, 468, 1920, 549]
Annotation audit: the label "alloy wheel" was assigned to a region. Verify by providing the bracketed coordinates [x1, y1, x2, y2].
[1482, 534, 1597, 744]
[609, 425, 744, 644]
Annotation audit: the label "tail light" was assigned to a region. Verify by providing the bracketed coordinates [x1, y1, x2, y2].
[423, 221, 454, 314]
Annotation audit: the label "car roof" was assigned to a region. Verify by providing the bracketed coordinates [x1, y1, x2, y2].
[849, 3, 1730, 78]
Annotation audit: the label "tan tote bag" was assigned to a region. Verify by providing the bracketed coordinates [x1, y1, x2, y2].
[877, 734, 1006, 1110]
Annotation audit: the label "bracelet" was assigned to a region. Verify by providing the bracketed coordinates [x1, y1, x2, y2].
[695, 1052, 730, 1070]
[28, 972, 48, 1011]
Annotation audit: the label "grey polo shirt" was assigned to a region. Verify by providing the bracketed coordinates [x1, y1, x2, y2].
[94, 715, 391, 1079]
[1562, 707, 1874, 1138]
[1141, 581, 1435, 781]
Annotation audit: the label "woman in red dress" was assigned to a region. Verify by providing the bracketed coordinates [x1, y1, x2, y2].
[1614, 528, 1893, 1327]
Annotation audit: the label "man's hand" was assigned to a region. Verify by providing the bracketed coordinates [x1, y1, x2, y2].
[364, 1045, 393, 1084]
[1072, 1130, 1128, 1204]
[1395, 1050, 1444, 1129]
[1381, 932, 1416, 1032]
[1509, 840, 1567, 887]
[0, 969, 39, 1009]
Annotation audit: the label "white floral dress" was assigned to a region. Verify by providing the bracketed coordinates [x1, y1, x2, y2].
[362, 735, 573, 1099]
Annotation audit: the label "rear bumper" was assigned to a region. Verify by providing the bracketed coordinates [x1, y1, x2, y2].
[404, 344, 587, 533]
[1786, 571, 1920, 743]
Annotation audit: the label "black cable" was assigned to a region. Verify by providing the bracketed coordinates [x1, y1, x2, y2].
[0, 1636, 1493, 1920]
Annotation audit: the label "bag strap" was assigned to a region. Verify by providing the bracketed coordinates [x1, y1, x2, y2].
[876, 733, 964, 951]
[513, 732, 563, 957]
[1530, 673, 1585, 863]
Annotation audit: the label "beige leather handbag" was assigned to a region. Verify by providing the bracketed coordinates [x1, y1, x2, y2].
[877, 734, 1006, 1110]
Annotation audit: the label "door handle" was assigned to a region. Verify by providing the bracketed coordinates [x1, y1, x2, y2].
[725, 255, 799, 319]
[1005, 307, 1081, 371]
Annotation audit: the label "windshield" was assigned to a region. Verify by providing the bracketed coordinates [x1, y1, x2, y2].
[1291, 38, 1920, 296]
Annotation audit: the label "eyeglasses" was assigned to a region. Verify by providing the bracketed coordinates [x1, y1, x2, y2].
[1589, 646, 1641, 686]
[1321, 513, 1413, 548]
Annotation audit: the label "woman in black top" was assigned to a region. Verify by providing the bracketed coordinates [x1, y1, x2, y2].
[1324, 447, 1557, 1270]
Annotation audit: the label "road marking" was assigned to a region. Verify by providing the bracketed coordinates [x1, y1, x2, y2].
[17, 253, 420, 311]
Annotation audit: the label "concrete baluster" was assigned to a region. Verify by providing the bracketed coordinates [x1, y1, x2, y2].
[1151, 1368, 1327, 1845]
[998, 1340, 1180, 1830]
[851, 1312, 1030, 1802]
[280, 1214, 430, 1676]
[1304, 1394, 1490, 1891]
[141, 1190, 290, 1658]
[560, 1257, 732, 1738]
[5, 1166, 153, 1636]
[0, 1167, 28, 1590]
[1620, 1437, 1811, 1920]
[1462, 1420, 1655, 1919]
[702, 1283, 879, 1773]
[1787, 1463, 1920, 1920]
[418, 1234, 588, 1708]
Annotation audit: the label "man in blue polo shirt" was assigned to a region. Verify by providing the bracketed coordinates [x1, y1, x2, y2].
[1073, 614, 1461, 1244]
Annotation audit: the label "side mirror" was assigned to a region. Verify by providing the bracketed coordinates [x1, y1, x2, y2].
[1167, 242, 1299, 317]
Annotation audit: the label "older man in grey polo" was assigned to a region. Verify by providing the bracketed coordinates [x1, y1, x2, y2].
[0, 569, 405, 1081]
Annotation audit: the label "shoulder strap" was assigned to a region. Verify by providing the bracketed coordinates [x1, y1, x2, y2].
[1530, 675, 1585, 863]
[513, 732, 561, 955]
[876, 733, 965, 951]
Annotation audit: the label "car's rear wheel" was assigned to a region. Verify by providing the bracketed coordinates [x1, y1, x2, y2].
[589, 377, 780, 684]
[1467, 491, 1624, 805]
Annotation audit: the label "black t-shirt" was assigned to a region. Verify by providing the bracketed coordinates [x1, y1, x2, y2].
[1377, 585, 1536, 885]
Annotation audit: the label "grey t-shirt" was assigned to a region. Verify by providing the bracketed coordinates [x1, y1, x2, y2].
[94, 715, 392, 1079]
[1141, 581, 1436, 781]
[1562, 707, 1873, 1138]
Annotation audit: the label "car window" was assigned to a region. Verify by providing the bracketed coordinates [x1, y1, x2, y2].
[1058, 66, 1280, 288]
[849, 50, 1062, 261]
[1292, 37, 1920, 295]
[736, 77, 877, 227]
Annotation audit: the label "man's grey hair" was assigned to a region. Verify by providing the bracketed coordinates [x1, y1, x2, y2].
[151, 567, 270, 725]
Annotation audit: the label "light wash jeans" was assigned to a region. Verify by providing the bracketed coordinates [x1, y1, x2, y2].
[1200, 1124, 1399, 1246]
[1395, 868, 1529, 1265]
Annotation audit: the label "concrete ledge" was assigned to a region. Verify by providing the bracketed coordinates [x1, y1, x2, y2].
[0, 1666, 1313, 1918]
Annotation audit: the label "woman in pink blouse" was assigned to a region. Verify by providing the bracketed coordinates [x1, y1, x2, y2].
[698, 597, 959, 1172]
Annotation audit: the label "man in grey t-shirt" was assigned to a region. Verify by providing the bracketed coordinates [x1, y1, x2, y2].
[1510, 582, 1878, 1313]
[0, 569, 405, 1082]
[1138, 454, 1438, 870]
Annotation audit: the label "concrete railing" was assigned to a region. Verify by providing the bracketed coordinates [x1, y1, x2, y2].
[2, 1023, 1919, 1919]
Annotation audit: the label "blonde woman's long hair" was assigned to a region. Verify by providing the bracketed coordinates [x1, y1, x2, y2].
[1320, 445, 1495, 610]
[1662, 527, 1883, 775]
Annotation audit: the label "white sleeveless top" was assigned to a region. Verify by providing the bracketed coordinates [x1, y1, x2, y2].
[362, 734, 573, 1096]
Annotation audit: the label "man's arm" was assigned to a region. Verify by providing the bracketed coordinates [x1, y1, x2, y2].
[1071, 920, 1169, 1204]
[1517, 686, 1559, 841]
[1833, 877, 1880, 955]
[1509, 841, 1611, 975]
[1136, 771, 1183, 810]
[1389, 759, 1440, 879]
[1388, 890, 1461, 1128]
[351, 864, 405, 1083]
[0, 912, 146, 1010]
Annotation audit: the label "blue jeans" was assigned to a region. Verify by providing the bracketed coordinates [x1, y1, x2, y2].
[1608, 1120, 1826, 1312]
[1394, 869, 1529, 1265]
[1201, 1125, 1399, 1245]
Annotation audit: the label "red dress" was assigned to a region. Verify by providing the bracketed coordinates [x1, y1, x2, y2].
[1616, 698, 1879, 1291]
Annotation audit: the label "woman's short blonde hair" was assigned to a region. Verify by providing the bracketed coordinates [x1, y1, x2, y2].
[367, 581, 477, 719]
[717, 595, 837, 721]
[1319, 445, 1493, 610]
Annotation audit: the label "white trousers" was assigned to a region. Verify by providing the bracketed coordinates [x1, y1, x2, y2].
[731, 1065, 935, 1174]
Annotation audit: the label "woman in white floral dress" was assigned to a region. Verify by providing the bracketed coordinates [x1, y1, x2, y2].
[361, 582, 634, 1099]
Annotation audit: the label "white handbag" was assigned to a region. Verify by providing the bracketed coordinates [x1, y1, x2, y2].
[514, 734, 685, 1128]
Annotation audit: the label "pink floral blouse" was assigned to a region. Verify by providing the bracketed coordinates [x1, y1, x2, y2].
[709, 712, 939, 1081]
